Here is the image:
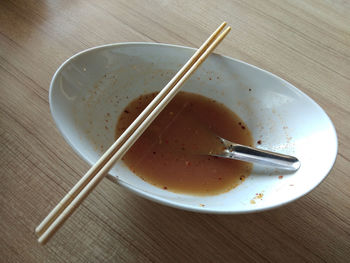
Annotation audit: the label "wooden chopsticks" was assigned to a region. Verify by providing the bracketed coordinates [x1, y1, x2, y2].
[36, 22, 231, 244]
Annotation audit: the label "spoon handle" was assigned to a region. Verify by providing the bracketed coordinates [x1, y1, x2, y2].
[217, 139, 300, 171]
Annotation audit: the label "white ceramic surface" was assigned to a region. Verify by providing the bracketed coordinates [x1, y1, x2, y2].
[49, 43, 337, 214]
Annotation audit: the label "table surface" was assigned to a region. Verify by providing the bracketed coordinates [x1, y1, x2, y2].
[1, 0, 350, 262]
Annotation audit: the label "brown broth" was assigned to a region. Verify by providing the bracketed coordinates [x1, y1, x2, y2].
[115, 91, 253, 195]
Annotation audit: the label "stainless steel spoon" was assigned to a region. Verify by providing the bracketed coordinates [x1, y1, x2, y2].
[210, 137, 301, 171]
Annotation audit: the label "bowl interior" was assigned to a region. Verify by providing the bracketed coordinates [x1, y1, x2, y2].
[50, 43, 337, 213]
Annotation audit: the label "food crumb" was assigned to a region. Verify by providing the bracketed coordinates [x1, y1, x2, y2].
[200, 204, 205, 207]
[255, 193, 264, 199]
[257, 140, 262, 144]
[239, 176, 245, 181]
[163, 186, 168, 190]
[278, 175, 283, 179]
[209, 77, 212, 80]
[250, 200, 256, 204]
[249, 88, 252, 91]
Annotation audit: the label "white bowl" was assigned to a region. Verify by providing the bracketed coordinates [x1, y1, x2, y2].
[49, 43, 337, 214]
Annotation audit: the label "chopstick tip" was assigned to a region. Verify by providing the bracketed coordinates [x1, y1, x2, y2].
[35, 227, 41, 236]
[38, 235, 48, 246]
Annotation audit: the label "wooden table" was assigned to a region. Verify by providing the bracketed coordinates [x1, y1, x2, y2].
[1, 0, 349, 262]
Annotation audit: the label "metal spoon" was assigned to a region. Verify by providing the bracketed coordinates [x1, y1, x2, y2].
[210, 137, 301, 171]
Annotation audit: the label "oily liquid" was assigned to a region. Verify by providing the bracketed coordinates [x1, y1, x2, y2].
[115, 91, 253, 196]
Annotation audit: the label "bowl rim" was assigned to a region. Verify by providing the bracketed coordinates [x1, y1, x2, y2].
[49, 42, 338, 214]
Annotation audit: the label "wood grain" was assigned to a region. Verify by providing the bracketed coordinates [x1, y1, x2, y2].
[1, 0, 349, 262]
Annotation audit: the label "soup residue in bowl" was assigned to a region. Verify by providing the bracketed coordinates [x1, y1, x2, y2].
[115, 91, 253, 195]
